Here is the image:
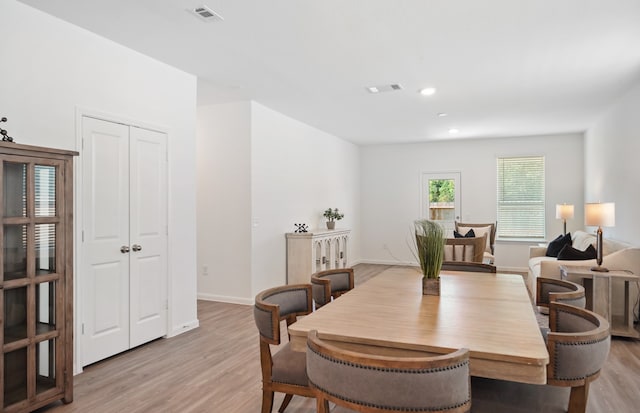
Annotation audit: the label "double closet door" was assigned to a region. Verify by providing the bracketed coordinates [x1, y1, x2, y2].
[81, 117, 168, 366]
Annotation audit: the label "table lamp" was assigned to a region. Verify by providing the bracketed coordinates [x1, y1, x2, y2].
[555, 204, 574, 235]
[585, 202, 615, 272]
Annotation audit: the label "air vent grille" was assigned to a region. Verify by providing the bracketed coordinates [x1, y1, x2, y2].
[366, 84, 403, 94]
[190, 5, 224, 22]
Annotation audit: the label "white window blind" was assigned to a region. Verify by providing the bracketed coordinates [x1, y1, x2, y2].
[497, 156, 545, 239]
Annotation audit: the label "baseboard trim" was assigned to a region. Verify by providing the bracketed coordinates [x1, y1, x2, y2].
[197, 292, 253, 306]
[168, 319, 199, 338]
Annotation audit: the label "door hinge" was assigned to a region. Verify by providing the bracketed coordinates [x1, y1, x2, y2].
[82, 323, 85, 334]
[82, 230, 84, 242]
[165, 299, 169, 310]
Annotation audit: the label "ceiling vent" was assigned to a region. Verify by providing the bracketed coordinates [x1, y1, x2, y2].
[366, 84, 403, 94]
[190, 5, 224, 22]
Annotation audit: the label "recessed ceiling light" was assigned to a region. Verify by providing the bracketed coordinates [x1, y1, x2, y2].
[437, 112, 448, 117]
[449, 128, 459, 134]
[419, 87, 436, 96]
[367, 86, 380, 94]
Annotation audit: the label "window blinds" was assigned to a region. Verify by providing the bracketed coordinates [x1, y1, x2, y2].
[497, 156, 545, 239]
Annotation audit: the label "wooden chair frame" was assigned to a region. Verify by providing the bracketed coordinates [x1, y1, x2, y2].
[535, 277, 585, 308]
[310, 268, 355, 308]
[254, 284, 315, 413]
[307, 330, 471, 413]
[444, 236, 486, 263]
[441, 261, 497, 273]
[546, 302, 610, 413]
[455, 221, 496, 255]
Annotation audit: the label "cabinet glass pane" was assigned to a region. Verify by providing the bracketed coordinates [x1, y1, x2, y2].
[36, 339, 57, 395]
[2, 161, 26, 218]
[4, 286, 28, 343]
[4, 347, 28, 407]
[3, 224, 27, 280]
[36, 281, 56, 333]
[35, 165, 56, 217]
[36, 223, 56, 276]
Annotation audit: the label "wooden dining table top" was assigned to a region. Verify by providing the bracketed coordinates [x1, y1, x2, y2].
[288, 266, 549, 384]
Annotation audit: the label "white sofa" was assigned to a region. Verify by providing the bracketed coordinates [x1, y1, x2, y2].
[528, 230, 640, 315]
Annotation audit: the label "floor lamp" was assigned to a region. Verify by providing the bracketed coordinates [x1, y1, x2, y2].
[556, 204, 574, 235]
[585, 202, 615, 272]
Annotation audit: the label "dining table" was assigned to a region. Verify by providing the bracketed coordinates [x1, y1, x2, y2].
[288, 266, 549, 384]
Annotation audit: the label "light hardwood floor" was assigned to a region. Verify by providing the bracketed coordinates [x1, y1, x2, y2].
[39, 264, 639, 413]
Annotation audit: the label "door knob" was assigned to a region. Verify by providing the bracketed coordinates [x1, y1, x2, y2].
[120, 246, 130, 253]
[132, 244, 142, 252]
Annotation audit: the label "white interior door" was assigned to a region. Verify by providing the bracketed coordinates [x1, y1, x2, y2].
[82, 117, 168, 366]
[129, 126, 168, 347]
[421, 172, 461, 236]
[82, 117, 130, 365]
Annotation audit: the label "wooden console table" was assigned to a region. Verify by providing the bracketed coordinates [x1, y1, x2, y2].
[560, 265, 639, 339]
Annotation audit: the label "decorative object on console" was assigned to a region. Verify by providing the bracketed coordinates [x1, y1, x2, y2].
[585, 202, 615, 272]
[412, 219, 445, 295]
[294, 223, 308, 233]
[1, 116, 15, 142]
[323, 207, 344, 230]
[555, 203, 574, 235]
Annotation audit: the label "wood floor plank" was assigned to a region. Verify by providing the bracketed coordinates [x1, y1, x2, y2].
[37, 264, 640, 413]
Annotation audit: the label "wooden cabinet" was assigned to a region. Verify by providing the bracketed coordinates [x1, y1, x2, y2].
[286, 229, 350, 285]
[1, 142, 77, 412]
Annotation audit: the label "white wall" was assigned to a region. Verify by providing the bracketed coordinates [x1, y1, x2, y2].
[585, 80, 640, 245]
[1, 0, 199, 369]
[196, 101, 360, 302]
[196, 102, 253, 303]
[360, 133, 584, 270]
[251, 102, 360, 295]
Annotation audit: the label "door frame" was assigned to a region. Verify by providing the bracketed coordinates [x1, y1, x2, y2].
[74, 107, 170, 374]
[420, 171, 462, 233]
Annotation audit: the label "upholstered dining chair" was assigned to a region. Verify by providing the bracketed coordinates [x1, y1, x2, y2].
[471, 302, 610, 413]
[441, 261, 497, 273]
[306, 330, 471, 413]
[253, 284, 315, 413]
[536, 277, 586, 309]
[454, 221, 497, 264]
[310, 268, 354, 308]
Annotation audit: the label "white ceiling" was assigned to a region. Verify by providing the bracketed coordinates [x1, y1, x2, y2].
[18, 0, 640, 145]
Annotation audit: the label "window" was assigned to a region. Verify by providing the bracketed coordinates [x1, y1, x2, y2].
[497, 156, 545, 239]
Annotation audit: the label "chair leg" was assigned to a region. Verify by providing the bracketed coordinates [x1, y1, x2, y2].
[568, 383, 589, 413]
[261, 389, 274, 413]
[317, 397, 330, 413]
[278, 394, 293, 413]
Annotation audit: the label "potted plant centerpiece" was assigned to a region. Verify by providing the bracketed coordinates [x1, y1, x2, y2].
[413, 219, 445, 295]
[323, 208, 344, 230]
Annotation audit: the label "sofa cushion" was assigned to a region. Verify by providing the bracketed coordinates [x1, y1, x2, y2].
[557, 244, 597, 260]
[572, 231, 596, 251]
[546, 233, 572, 257]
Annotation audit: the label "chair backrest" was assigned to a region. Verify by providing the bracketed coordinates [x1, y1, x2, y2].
[311, 268, 354, 308]
[254, 284, 313, 345]
[546, 302, 610, 387]
[536, 277, 586, 309]
[306, 330, 471, 413]
[444, 235, 486, 263]
[455, 222, 496, 255]
[441, 261, 497, 273]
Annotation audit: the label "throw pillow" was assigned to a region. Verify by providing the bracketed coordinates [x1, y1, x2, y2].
[457, 225, 492, 253]
[546, 233, 572, 257]
[454, 229, 476, 238]
[557, 244, 597, 260]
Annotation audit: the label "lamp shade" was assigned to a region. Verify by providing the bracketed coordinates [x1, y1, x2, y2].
[585, 202, 615, 227]
[556, 204, 574, 220]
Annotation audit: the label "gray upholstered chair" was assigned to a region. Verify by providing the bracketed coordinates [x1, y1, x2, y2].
[254, 284, 315, 413]
[306, 330, 471, 413]
[310, 268, 354, 308]
[441, 261, 497, 273]
[471, 302, 610, 413]
[536, 277, 586, 309]
[454, 221, 496, 263]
